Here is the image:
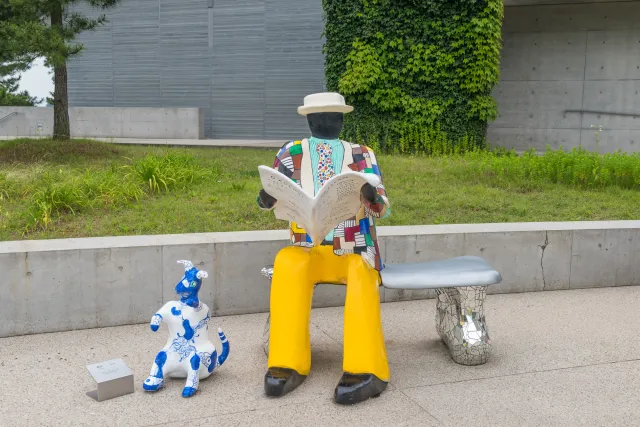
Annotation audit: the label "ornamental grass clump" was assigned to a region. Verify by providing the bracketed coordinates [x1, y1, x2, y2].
[465, 146, 640, 190]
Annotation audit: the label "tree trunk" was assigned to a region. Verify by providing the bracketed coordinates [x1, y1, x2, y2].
[53, 64, 70, 140]
[51, 1, 70, 141]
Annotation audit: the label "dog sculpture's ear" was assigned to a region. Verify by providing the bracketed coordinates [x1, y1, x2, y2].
[197, 271, 208, 280]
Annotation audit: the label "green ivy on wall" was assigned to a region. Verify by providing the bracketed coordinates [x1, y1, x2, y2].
[323, 0, 504, 153]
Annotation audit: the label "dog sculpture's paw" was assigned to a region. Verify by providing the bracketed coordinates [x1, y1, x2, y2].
[182, 386, 198, 398]
[150, 314, 162, 332]
[143, 376, 164, 392]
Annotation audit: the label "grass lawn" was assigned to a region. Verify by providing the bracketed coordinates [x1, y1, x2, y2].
[1, 139, 639, 241]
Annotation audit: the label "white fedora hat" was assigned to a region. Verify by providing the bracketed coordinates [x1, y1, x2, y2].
[297, 92, 354, 116]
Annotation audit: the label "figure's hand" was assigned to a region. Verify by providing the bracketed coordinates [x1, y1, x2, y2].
[360, 183, 378, 204]
[150, 314, 162, 332]
[258, 189, 277, 209]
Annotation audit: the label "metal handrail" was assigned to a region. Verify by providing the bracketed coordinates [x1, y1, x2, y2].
[0, 112, 17, 124]
[564, 109, 640, 118]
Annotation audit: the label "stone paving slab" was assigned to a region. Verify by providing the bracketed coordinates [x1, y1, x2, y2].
[1, 286, 639, 426]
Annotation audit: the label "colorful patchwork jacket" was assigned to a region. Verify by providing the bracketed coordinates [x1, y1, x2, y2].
[258, 138, 390, 271]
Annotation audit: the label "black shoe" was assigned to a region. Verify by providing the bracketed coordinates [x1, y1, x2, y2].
[264, 367, 306, 397]
[334, 372, 388, 405]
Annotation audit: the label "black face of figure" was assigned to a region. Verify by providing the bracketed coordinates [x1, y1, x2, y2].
[307, 112, 344, 140]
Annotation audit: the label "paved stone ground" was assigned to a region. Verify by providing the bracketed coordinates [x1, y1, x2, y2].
[1, 286, 640, 426]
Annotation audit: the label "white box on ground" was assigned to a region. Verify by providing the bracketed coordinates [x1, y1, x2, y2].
[86, 358, 134, 401]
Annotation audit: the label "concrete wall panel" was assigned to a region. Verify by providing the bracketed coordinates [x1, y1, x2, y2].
[504, 0, 636, 5]
[492, 2, 640, 153]
[0, 246, 163, 337]
[582, 80, 640, 116]
[581, 81, 640, 130]
[499, 32, 586, 81]
[570, 228, 640, 289]
[159, 0, 211, 136]
[111, 0, 161, 107]
[585, 30, 640, 80]
[212, 239, 287, 316]
[503, 2, 640, 33]
[0, 107, 203, 139]
[579, 129, 640, 153]
[66, 2, 114, 107]
[263, 0, 325, 140]
[540, 230, 574, 292]
[487, 128, 581, 151]
[94, 247, 164, 328]
[464, 231, 548, 294]
[492, 81, 583, 129]
[210, 0, 266, 139]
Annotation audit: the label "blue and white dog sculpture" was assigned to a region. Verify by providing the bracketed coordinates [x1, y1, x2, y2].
[143, 260, 230, 397]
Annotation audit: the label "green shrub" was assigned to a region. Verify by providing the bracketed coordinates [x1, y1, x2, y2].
[126, 153, 212, 193]
[465, 146, 640, 190]
[20, 152, 218, 231]
[79, 168, 145, 208]
[355, 124, 486, 155]
[323, 0, 503, 152]
[0, 172, 13, 200]
[26, 172, 88, 229]
[24, 167, 145, 231]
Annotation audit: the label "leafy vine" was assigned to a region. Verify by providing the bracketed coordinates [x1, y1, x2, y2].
[323, 0, 504, 152]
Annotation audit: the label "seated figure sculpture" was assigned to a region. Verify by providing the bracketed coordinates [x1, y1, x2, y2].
[143, 260, 230, 398]
[256, 92, 391, 405]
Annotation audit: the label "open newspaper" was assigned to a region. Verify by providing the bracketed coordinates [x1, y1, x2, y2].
[258, 165, 381, 246]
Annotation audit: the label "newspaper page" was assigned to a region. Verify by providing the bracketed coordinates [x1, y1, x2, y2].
[258, 165, 380, 245]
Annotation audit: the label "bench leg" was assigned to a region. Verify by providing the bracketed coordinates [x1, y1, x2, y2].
[435, 286, 491, 366]
[261, 266, 273, 357]
[263, 313, 271, 357]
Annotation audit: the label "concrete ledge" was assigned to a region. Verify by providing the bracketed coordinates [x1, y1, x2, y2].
[94, 138, 286, 148]
[0, 136, 286, 148]
[2, 221, 639, 338]
[0, 107, 204, 139]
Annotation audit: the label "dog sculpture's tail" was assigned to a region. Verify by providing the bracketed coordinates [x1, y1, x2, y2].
[217, 328, 230, 367]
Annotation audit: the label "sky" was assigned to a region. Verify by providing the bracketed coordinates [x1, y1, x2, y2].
[17, 58, 54, 106]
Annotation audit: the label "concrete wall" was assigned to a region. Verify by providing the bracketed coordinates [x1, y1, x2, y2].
[66, 0, 324, 139]
[489, 1, 640, 153]
[0, 107, 204, 139]
[61, 0, 640, 149]
[1, 221, 639, 338]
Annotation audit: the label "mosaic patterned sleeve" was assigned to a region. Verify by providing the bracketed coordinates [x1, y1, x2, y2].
[256, 142, 292, 211]
[362, 148, 391, 219]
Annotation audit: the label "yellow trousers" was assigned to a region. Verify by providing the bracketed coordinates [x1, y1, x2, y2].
[268, 245, 390, 381]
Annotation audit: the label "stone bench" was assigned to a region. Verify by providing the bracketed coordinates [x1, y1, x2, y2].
[261, 256, 502, 366]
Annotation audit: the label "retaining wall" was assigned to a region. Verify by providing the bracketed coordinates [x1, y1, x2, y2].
[1, 221, 639, 338]
[0, 107, 204, 139]
[488, 1, 640, 153]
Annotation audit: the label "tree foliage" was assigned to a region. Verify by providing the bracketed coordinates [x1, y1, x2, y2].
[2, 0, 119, 67]
[0, 76, 41, 106]
[0, 0, 119, 138]
[323, 0, 504, 152]
[0, 3, 40, 106]
[0, 0, 34, 77]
